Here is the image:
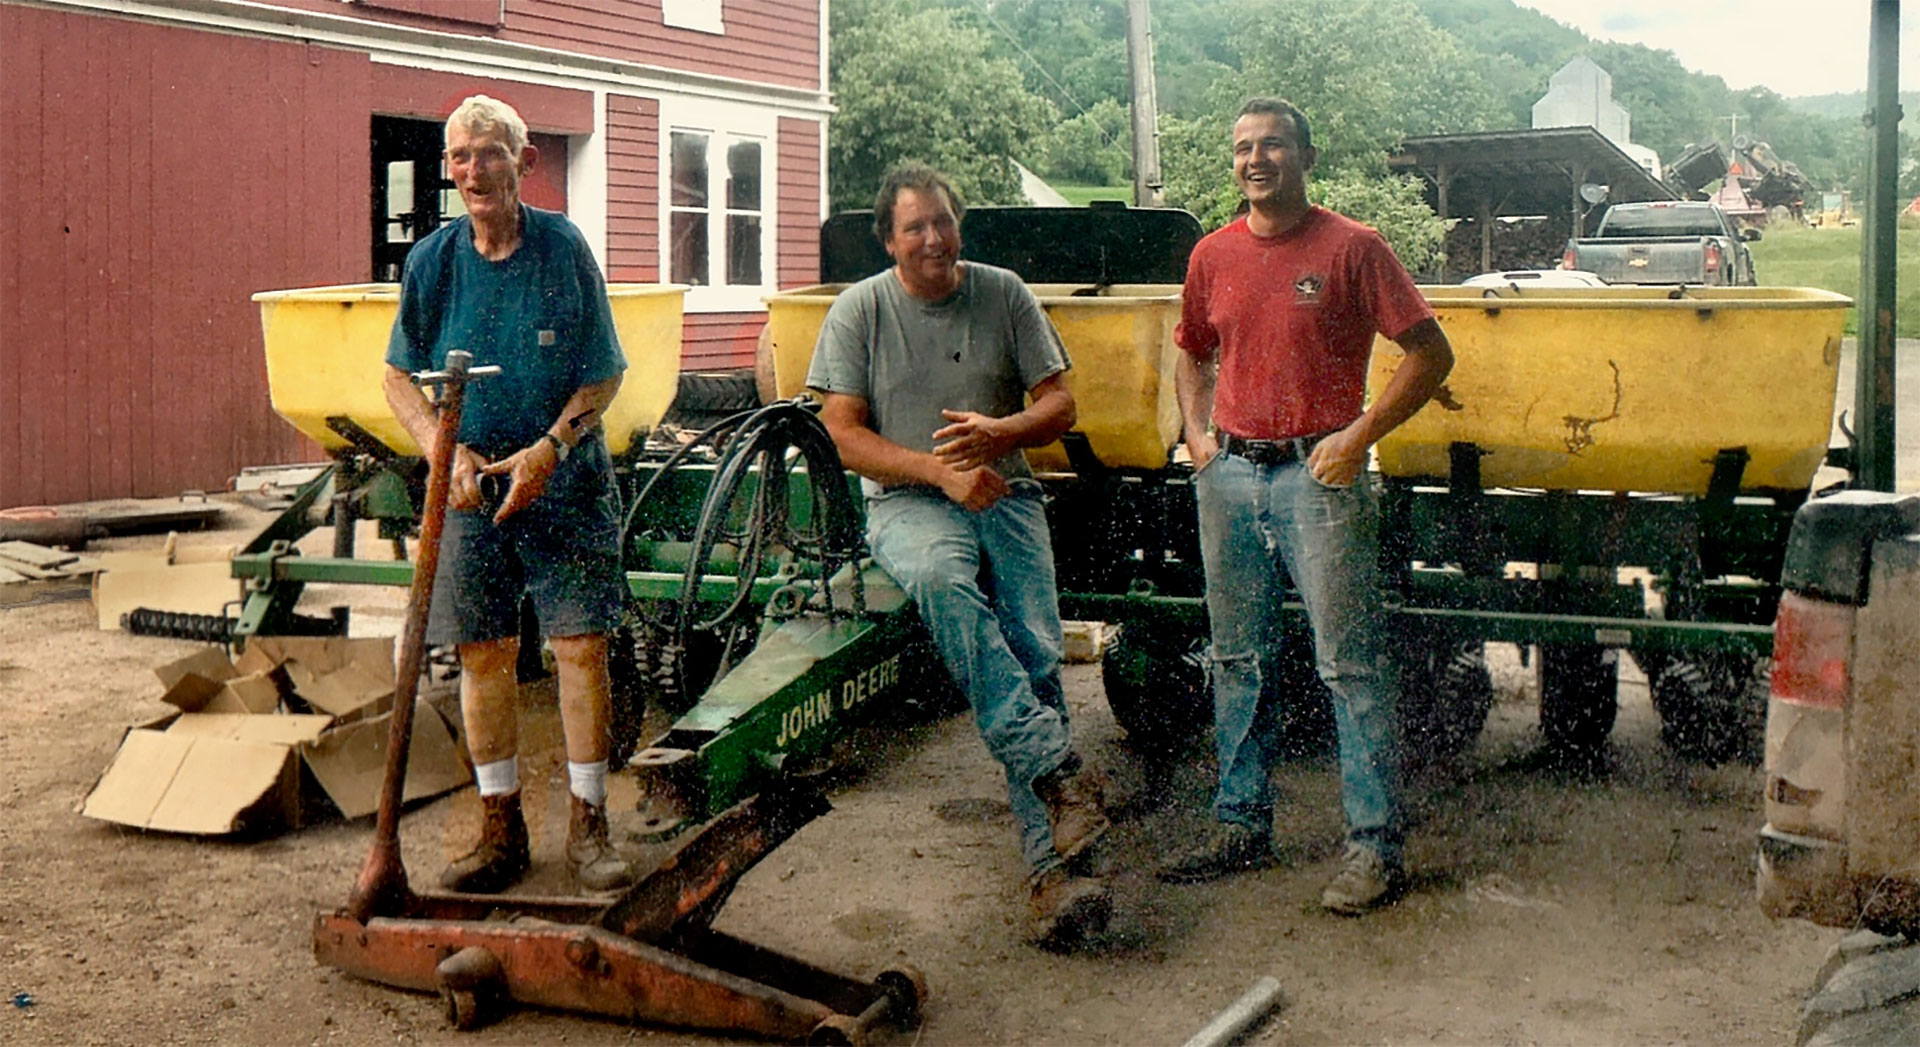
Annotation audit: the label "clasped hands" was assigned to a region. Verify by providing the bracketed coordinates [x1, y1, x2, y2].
[442, 436, 563, 523]
[932, 408, 1016, 511]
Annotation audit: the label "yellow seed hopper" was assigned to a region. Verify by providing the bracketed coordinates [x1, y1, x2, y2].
[254, 283, 685, 455]
[763, 282, 1184, 472]
[1370, 285, 1852, 494]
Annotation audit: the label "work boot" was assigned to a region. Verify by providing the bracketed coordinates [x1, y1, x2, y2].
[1033, 754, 1111, 866]
[1155, 820, 1273, 884]
[440, 791, 531, 894]
[1026, 866, 1112, 949]
[1320, 844, 1406, 916]
[566, 795, 636, 893]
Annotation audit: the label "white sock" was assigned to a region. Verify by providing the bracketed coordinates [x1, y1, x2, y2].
[474, 757, 519, 797]
[569, 760, 608, 807]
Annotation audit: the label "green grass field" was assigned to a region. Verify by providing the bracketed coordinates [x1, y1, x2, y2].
[1054, 184, 1132, 206]
[1749, 217, 1920, 337]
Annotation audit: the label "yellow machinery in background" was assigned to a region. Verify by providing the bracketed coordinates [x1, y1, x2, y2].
[254, 282, 685, 456]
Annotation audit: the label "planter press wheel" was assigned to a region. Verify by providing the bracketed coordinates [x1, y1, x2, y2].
[1646, 646, 1769, 765]
[1101, 623, 1210, 755]
[1399, 637, 1495, 768]
[1538, 643, 1620, 754]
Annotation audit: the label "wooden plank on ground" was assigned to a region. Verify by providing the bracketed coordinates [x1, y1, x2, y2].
[0, 558, 61, 580]
[0, 540, 78, 569]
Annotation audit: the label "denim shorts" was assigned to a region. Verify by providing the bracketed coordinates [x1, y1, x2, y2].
[424, 442, 627, 647]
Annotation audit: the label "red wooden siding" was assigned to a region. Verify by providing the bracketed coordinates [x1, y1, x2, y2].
[605, 94, 661, 283]
[370, 64, 594, 134]
[1, 6, 367, 507]
[682, 313, 767, 371]
[265, 0, 821, 91]
[356, 0, 504, 26]
[776, 117, 822, 290]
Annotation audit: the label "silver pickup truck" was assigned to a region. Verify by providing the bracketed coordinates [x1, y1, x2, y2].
[1561, 201, 1760, 286]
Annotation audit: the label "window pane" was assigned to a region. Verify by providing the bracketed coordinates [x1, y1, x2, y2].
[727, 214, 761, 285]
[726, 140, 761, 211]
[385, 161, 415, 243]
[672, 211, 709, 286]
[672, 132, 709, 208]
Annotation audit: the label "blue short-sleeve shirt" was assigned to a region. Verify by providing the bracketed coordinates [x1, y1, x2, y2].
[386, 205, 626, 458]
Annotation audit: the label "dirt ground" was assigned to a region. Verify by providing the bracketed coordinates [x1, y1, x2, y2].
[0, 493, 1845, 1047]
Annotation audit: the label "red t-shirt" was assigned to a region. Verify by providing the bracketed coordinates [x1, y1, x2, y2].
[1176, 207, 1433, 440]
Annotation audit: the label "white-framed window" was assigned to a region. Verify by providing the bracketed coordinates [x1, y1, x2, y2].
[661, 0, 724, 35]
[663, 100, 773, 312]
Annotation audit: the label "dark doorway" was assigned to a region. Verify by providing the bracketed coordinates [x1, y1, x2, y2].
[371, 116, 461, 281]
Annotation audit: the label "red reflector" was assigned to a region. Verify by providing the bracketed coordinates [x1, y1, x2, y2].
[1704, 243, 1722, 271]
[1770, 591, 1853, 709]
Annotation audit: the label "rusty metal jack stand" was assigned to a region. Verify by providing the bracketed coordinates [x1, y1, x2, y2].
[312, 352, 924, 1045]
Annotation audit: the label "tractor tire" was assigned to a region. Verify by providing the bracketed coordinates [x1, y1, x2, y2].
[1100, 624, 1210, 755]
[1399, 638, 1495, 768]
[1539, 643, 1620, 754]
[665, 370, 761, 428]
[1648, 648, 1769, 765]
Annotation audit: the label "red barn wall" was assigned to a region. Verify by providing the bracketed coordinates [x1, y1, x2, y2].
[1, 5, 367, 507]
[266, 0, 822, 91]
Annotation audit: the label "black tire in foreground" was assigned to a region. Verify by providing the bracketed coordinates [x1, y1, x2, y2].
[1539, 643, 1620, 754]
[1100, 624, 1211, 756]
[1399, 638, 1496, 768]
[1647, 648, 1769, 765]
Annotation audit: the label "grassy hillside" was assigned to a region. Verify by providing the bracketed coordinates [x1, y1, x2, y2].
[1749, 218, 1920, 336]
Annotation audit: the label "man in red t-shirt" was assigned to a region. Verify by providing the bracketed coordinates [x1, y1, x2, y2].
[1157, 97, 1453, 915]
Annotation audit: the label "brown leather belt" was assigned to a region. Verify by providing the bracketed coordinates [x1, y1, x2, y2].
[1220, 431, 1330, 466]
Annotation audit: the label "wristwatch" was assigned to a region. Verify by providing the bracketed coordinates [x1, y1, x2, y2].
[540, 431, 571, 462]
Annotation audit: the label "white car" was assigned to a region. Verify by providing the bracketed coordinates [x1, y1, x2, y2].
[1461, 269, 1608, 289]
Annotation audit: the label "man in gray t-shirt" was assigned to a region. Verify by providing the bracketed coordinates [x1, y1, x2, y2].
[806, 165, 1114, 950]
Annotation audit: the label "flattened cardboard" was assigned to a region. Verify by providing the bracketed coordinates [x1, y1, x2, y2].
[243, 636, 396, 720]
[93, 559, 237, 631]
[85, 639, 459, 835]
[300, 700, 470, 819]
[166, 713, 332, 745]
[295, 661, 394, 720]
[82, 727, 303, 834]
[155, 648, 284, 715]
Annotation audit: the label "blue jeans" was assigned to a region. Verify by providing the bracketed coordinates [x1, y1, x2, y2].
[1195, 452, 1403, 866]
[867, 482, 1072, 875]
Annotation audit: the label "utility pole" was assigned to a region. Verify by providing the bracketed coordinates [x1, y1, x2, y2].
[1126, 0, 1163, 207]
[1724, 113, 1741, 142]
[1856, 0, 1901, 491]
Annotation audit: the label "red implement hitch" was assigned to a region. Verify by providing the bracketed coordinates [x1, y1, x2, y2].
[316, 352, 923, 1044]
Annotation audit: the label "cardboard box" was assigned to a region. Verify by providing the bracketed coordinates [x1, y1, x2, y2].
[92, 542, 241, 631]
[82, 638, 470, 835]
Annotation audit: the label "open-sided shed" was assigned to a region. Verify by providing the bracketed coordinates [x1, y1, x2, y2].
[1388, 127, 1679, 280]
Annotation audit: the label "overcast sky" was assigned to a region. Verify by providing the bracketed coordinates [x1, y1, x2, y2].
[1512, 0, 1918, 99]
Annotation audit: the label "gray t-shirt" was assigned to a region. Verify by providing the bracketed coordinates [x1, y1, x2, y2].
[805, 262, 1070, 491]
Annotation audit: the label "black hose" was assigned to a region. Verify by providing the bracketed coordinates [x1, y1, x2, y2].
[624, 399, 866, 700]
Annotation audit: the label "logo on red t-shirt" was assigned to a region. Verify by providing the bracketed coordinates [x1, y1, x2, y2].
[1293, 274, 1325, 302]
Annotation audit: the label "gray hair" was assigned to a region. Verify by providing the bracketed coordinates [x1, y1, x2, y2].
[446, 94, 529, 156]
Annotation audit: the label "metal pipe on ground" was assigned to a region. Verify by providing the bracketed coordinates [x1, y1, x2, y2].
[1179, 976, 1285, 1047]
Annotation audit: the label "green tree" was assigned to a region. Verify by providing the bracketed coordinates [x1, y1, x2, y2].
[1203, 0, 1506, 176]
[1039, 98, 1131, 185]
[829, 0, 1057, 211]
[1158, 112, 1444, 270]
